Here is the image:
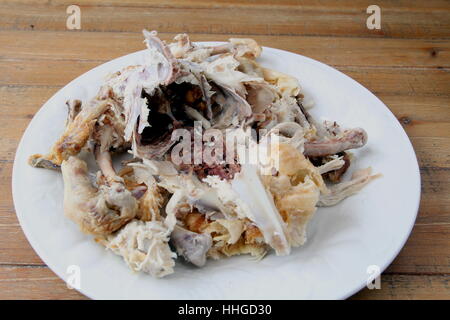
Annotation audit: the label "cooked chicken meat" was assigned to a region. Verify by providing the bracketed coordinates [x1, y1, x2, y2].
[304, 128, 368, 157]
[29, 30, 380, 277]
[170, 225, 212, 267]
[318, 167, 381, 207]
[29, 98, 117, 169]
[61, 156, 137, 235]
[100, 219, 176, 277]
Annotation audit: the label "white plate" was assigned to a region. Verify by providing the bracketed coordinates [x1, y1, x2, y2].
[12, 44, 420, 300]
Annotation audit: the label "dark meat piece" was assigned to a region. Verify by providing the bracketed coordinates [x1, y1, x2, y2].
[326, 152, 351, 183]
[177, 130, 242, 181]
[181, 163, 241, 181]
[136, 82, 210, 160]
[309, 152, 351, 183]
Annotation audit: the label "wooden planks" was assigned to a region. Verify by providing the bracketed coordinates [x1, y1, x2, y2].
[1, 59, 449, 96]
[3, 0, 450, 10]
[352, 274, 450, 300]
[1, 31, 450, 68]
[385, 224, 450, 274]
[0, 265, 448, 300]
[0, 266, 86, 299]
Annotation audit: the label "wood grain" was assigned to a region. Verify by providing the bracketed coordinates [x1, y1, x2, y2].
[4, 0, 450, 10]
[0, 265, 448, 300]
[0, 266, 86, 299]
[1, 2, 449, 38]
[1, 31, 449, 68]
[1, 59, 449, 97]
[0, 0, 449, 300]
[352, 274, 450, 300]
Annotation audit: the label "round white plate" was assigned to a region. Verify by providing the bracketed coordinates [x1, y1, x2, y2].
[12, 44, 420, 300]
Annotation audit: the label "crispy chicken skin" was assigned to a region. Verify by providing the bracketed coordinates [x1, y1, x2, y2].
[29, 98, 115, 169]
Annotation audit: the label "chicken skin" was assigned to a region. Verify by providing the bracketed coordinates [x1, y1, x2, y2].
[61, 156, 137, 235]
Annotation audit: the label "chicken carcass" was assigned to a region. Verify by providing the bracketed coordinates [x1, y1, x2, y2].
[28, 30, 381, 277]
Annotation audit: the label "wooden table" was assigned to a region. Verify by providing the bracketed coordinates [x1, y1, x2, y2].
[1, 0, 449, 300]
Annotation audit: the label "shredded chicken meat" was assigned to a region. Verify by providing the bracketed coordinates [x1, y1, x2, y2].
[29, 30, 380, 277]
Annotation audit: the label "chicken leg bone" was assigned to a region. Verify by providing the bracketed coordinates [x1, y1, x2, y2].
[304, 128, 368, 157]
[61, 156, 137, 235]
